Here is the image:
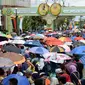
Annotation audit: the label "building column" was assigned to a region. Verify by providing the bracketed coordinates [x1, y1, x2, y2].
[6, 15, 13, 33]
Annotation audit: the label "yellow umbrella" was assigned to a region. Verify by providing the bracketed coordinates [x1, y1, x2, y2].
[6, 34, 12, 39]
[50, 46, 65, 52]
[59, 37, 72, 42]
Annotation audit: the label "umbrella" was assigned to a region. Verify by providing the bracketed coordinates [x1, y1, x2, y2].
[50, 46, 65, 52]
[24, 40, 42, 47]
[45, 37, 57, 41]
[50, 53, 71, 63]
[73, 41, 85, 47]
[0, 36, 8, 42]
[70, 36, 76, 41]
[29, 47, 49, 55]
[79, 40, 85, 44]
[45, 40, 63, 46]
[3, 44, 21, 53]
[0, 57, 14, 68]
[0, 52, 25, 65]
[6, 34, 12, 39]
[59, 44, 71, 52]
[24, 35, 30, 39]
[43, 53, 71, 63]
[74, 37, 84, 41]
[33, 34, 45, 39]
[0, 41, 8, 45]
[13, 36, 23, 40]
[10, 40, 25, 44]
[2, 74, 30, 85]
[59, 37, 72, 42]
[80, 56, 85, 68]
[64, 42, 72, 46]
[45, 37, 63, 46]
[71, 46, 85, 55]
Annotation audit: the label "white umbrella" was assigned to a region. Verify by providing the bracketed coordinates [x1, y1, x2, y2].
[0, 57, 15, 68]
[13, 36, 23, 40]
[59, 44, 71, 52]
[10, 40, 25, 44]
[0, 41, 8, 45]
[43, 52, 71, 63]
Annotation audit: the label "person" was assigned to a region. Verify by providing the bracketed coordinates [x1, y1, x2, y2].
[0, 68, 5, 84]
[39, 72, 50, 85]
[74, 57, 84, 79]
[69, 65, 81, 85]
[55, 68, 71, 83]
[24, 69, 34, 85]
[58, 76, 66, 85]
[34, 78, 45, 85]
[9, 78, 18, 85]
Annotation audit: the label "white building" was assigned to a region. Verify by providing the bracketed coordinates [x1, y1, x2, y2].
[1, 0, 31, 7]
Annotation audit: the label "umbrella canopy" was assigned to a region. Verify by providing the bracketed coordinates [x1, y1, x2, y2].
[2, 74, 30, 85]
[43, 53, 71, 63]
[3, 44, 21, 53]
[6, 34, 12, 39]
[70, 36, 76, 41]
[0, 41, 8, 45]
[50, 46, 65, 52]
[0, 52, 25, 65]
[0, 57, 14, 68]
[24, 40, 42, 47]
[59, 44, 71, 52]
[80, 55, 85, 67]
[45, 37, 63, 46]
[71, 46, 85, 55]
[10, 40, 25, 44]
[79, 40, 85, 44]
[29, 47, 49, 55]
[74, 37, 84, 41]
[45, 40, 63, 46]
[73, 41, 85, 47]
[24, 35, 30, 39]
[59, 37, 72, 42]
[13, 36, 23, 40]
[0, 36, 8, 42]
[33, 34, 45, 39]
[45, 37, 57, 41]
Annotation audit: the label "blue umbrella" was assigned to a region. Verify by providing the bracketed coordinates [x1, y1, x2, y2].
[71, 46, 85, 55]
[82, 33, 85, 38]
[29, 47, 49, 54]
[80, 55, 85, 68]
[2, 74, 30, 85]
[24, 40, 42, 47]
[70, 36, 76, 41]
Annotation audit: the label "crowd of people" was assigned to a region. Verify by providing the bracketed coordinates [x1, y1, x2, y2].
[0, 29, 85, 85]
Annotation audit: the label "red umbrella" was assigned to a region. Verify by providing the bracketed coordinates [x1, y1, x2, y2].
[45, 37, 57, 41]
[45, 39, 64, 46]
[74, 37, 84, 41]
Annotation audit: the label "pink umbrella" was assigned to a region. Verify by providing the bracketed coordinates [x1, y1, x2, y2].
[43, 53, 71, 63]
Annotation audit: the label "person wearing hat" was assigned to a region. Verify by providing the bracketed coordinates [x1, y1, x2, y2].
[55, 68, 71, 83]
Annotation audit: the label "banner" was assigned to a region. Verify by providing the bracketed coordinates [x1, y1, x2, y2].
[11, 16, 20, 33]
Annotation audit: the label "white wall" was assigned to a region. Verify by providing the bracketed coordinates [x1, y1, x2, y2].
[1, 0, 31, 7]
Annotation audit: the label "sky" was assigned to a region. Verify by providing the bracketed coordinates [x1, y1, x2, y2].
[31, 0, 85, 7]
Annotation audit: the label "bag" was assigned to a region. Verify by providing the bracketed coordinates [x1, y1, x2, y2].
[73, 73, 81, 85]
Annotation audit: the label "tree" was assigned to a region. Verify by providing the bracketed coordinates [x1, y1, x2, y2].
[22, 16, 46, 32]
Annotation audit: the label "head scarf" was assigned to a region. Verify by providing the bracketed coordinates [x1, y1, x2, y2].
[69, 65, 77, 73]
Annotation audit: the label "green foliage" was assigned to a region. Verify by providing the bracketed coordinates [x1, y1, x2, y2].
[22, 16, 46, 32]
